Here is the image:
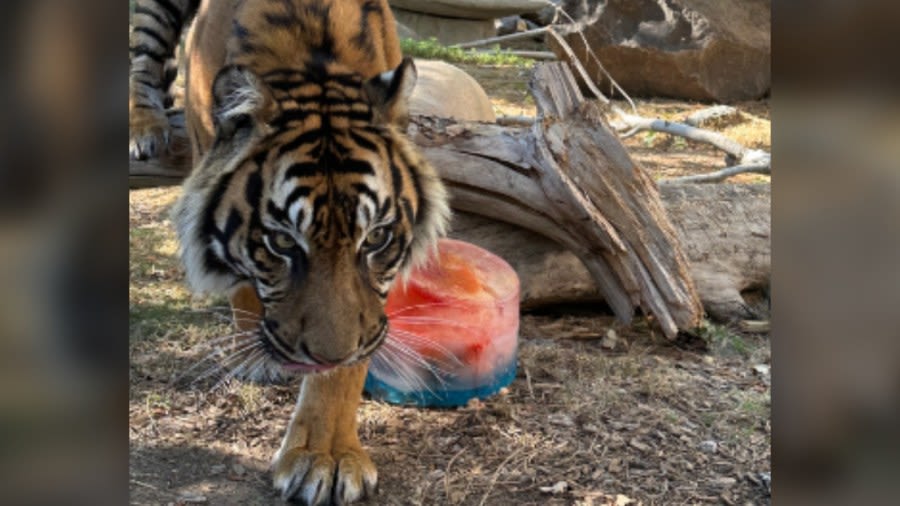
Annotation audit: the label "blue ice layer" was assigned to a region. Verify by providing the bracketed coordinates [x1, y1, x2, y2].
[364, 357, 517, 408]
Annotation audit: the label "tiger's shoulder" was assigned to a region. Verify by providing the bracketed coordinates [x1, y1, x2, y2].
[130, 0, 405, 159]
[224, 0, 403, 78]
[180, 0, 405, 153]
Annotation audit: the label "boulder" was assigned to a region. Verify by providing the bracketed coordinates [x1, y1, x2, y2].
[496, 16, 529, 37]
[392, 8, 495, 45]
[390, 0, 547, 20]
[522, 1, 562, 27]
[409, 60, 496, 122]
[550, 0, 771, 102]
[394, 20, 419, 40]
[391, 0, 549, 45]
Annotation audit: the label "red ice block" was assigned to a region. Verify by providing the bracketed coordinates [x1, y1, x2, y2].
[366, 239, 520, 406]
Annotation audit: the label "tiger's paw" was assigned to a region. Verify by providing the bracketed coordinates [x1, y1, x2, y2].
[129, 107, 170, 160]
[272, 446, 377, 505]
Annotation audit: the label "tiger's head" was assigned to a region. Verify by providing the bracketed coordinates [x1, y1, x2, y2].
[173, 57, 449, 375]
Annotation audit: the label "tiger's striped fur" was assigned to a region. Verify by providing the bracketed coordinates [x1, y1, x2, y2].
[129, 0, 199, 159]
[130, 1, 449, 504]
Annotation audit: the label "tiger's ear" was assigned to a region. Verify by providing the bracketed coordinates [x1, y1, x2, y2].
[364, 57, 417, 126]
[211, 65, 276, 139]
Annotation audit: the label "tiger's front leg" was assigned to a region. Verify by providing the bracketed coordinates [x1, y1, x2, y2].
[128, 0, 198, 159]
[272, 361, 377, 505]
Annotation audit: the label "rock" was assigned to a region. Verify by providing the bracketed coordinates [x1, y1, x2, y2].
[699, 440, 718, 453]
[710, 476, 737, 487]
[522, 1, 562, 26]
[539, 481, 568, 494]
[390, 0, 548, 20]
[600, 328, 618, 350]
[395, 20, 419, 40]
[550, 0, 771, 102]
[497, 15, 529, 36]
[392, 8, 495, 45]
[758, 472, 771, 494]
[391, 0, 549, 45]
[752, 363, 771, 381]
[548, 413, 575, 427]
[628, 438, 651, 452]
[409, 60, 496, 122]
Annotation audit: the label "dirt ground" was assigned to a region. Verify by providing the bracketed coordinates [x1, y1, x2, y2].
[129, 62, 771, 505]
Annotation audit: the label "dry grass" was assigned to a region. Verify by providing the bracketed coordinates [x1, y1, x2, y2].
[129, 65, 771, 505]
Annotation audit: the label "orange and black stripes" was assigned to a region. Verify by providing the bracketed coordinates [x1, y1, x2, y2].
[225, 0, 400, 79]
[171, 2, 448, 379]
[129, 0, 198, 104]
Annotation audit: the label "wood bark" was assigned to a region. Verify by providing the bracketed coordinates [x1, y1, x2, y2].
[450, 184, 770, 322]
[406, 63, 703, 337]
[129, 63, 706, 337]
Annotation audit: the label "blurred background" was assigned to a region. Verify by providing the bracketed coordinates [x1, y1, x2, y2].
[772, 1, 900, 503]
[0, 0, 897, 504]
[0, 1, 127, 504]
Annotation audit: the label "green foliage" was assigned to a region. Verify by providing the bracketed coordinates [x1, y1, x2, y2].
[696, 320, 750, 357]
[400, 38, 533, 67]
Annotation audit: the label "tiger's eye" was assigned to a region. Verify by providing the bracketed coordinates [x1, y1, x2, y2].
[364, 226, 392, 252]
[272, 231, 296, 251]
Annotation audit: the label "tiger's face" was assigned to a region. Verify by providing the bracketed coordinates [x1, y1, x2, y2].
[173, 57, 449, 375]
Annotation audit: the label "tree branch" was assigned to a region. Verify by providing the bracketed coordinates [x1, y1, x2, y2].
[480, 50, 556, 60]
[545, 22, 771, 182]
[613, 113, 748, 160]
[452, 27, 550, 49]
[660, 164, 771, 184]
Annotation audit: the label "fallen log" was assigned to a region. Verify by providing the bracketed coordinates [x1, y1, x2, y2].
[130, 153, 767, 322]
[451, 184, 770, 322]
[130, 63, 705, 337]
[409, 63, 703, 336]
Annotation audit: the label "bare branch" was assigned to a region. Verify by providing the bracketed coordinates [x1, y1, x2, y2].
[544, 3, 771, 181]
[660, 164, 771, 185]
[495, 115, 536, 126]
[546, 12, 637, 114]
[543, 28, 610, 106]
[613, 113, 749, 160]
[481, 50, 556, 60]
[452, 27, 550, 49]
[684, 105, 739, 127]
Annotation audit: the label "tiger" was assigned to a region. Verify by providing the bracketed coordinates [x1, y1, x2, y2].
[129, 1, 450, 504]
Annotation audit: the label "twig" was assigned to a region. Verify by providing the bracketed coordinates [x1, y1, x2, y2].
[543, 29, 610, 107]
[614, 113, 749, 160]
[130, 479, 161, 491]
[523, 363, 534, 400]
[545, 8, 637, 115]
[478, 50, 556, 60]
[740, 320, 771, 333]
[477, 448, 523, 506]
[130, 160, 189, 189]
[684, 105, 739, 127]
[444, 447, 467, 501]
[660, 164, 770, 184]
[496, 115, 536, 126]
[452, 27, 550, 49]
